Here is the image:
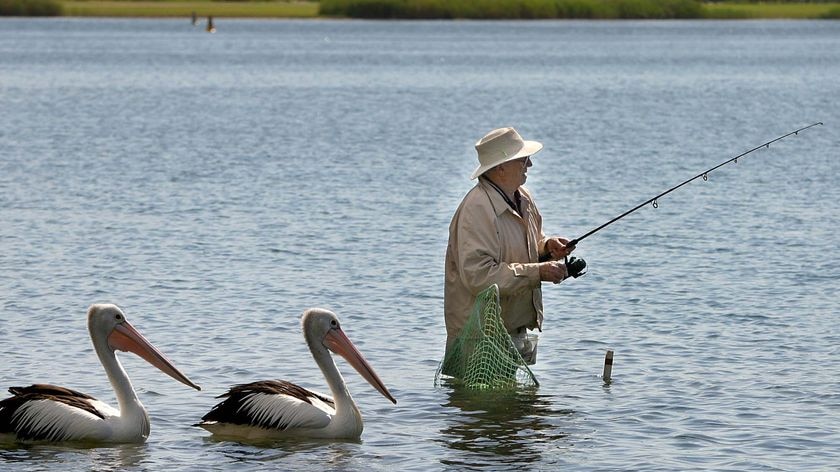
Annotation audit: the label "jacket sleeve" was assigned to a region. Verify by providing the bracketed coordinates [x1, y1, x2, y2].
[522, 187, 549, 259]
[456, 200, 541, 297]
[536, 210, 550, 258]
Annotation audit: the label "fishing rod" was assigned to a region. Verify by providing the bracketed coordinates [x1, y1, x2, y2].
[567, 122, 823, 248]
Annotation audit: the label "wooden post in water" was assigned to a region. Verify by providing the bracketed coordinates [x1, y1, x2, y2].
[602, 350, 614, 383]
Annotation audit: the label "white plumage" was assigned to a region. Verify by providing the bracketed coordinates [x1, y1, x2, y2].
[197, 308, 396, 440]
[0, 304, 200, 443]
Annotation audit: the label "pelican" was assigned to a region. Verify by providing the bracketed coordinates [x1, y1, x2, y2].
[197, 308, 396, 440]
[0, 304, 200, 443]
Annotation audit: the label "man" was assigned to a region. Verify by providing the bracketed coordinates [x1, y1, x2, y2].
[444, 127, 576, 364]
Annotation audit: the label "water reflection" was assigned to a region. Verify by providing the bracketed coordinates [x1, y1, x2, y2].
[0, 442, 148, 471]
[202, 435, 361, 469]
[438, 384, 573, 469]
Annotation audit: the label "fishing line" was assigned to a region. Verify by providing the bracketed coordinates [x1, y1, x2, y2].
[567, 122, 823, 248]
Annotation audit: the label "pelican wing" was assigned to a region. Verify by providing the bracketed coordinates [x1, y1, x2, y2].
[0, 384, 111, 441]
[201, 380, 335, 431]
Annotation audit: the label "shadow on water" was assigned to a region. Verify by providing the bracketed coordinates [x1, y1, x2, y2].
[437, 383, 574, 469]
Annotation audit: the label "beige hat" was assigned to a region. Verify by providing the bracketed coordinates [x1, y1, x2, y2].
[471, 127, 543, 180]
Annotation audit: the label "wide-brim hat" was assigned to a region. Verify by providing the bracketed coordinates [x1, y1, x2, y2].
[471, 127, 543, 180]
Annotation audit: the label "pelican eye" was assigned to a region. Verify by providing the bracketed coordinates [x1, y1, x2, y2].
[330, 319, 338, 328]
[115, 314, 123, 321]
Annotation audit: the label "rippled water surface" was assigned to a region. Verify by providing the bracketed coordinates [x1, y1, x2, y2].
[1, 18, 838, 471]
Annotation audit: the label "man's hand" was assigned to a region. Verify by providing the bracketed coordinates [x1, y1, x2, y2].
[545, 237, 575, 260]
[539, 261, 567, 284]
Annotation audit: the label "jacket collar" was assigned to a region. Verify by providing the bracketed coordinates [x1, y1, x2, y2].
[478, 178, 531, 218]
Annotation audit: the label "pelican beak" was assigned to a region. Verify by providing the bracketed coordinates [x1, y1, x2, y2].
[324, 328, 397, 404]
[109, 321, 201, 391]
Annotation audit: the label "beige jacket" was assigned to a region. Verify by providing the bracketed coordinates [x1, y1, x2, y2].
[444, 178, 551, 348]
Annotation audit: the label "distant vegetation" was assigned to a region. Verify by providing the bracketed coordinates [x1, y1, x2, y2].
[0, 0, 62, 16]
[823, 6, 840, 18]
[704, 1, 840, 18]
[320, 0, 840, 19]
[5, 0, 840, 19]
[319, 0, 705, 19]
[59, 1, 318, 18]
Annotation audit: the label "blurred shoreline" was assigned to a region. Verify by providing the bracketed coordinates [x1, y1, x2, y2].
[4, 1, 840, 20]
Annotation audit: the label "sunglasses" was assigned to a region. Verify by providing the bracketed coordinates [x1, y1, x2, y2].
[512, 156, 532, 166]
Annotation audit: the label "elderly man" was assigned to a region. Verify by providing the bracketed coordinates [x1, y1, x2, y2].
[444, 127, 578, 364]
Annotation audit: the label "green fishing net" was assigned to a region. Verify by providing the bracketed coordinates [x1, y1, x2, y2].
[435, 284, 539, 389]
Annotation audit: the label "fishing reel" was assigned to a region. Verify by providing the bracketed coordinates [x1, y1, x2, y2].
[539, 251, 587, 278]
[565, 256, 587, 278]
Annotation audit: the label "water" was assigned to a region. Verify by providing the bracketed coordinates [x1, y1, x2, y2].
[1, 18, 838, 471]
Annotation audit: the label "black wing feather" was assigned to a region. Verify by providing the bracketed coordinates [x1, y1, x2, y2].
[0, 384, 105, 440]
[201, 380, 334, 428]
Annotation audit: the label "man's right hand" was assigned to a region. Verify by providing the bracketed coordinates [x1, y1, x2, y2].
[545, 237, 575, 260]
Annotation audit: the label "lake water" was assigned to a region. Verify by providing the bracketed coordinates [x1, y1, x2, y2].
[1, 17, 838, 471]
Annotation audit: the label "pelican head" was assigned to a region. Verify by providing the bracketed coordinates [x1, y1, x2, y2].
[88, 304, 201, 391]
[302, 308, 396, 404]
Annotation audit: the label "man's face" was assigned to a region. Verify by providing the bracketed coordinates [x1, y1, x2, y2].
[505, 156, 532, 187]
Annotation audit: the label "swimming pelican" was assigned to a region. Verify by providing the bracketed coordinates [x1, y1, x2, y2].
[0, 304, 200, 443]
[197, 308, 396, 440]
